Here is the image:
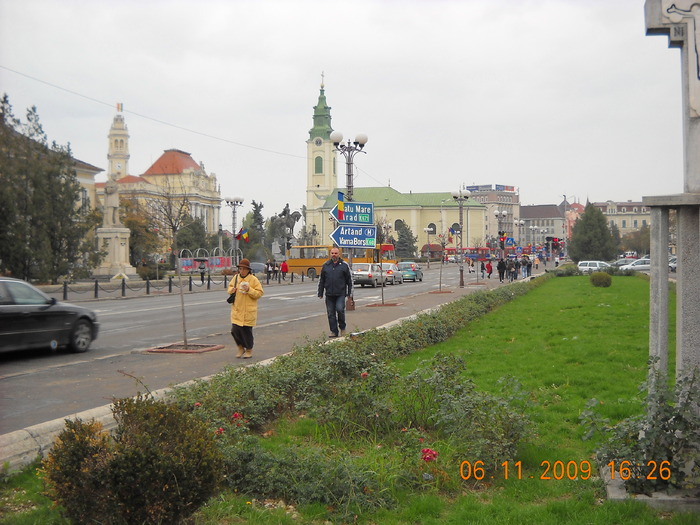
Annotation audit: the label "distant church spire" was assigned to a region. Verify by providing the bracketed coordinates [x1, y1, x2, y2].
[309, 73, 333, 140]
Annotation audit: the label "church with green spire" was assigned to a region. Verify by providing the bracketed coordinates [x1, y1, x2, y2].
[304, 79, 485, 254]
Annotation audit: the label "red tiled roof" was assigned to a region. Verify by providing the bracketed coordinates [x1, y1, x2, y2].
[117, 175, 148, 184]
[143, 149, 200, 175]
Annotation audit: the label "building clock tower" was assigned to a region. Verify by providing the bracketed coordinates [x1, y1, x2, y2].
[107, 110, 130, 178]
[306, 76, 338, 243]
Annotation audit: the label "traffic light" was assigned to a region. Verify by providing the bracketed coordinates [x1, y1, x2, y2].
[552, 237, 559, 250]
[498, 231, 506, 249]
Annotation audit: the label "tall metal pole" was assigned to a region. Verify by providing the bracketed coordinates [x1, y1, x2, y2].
[225, 197, 244, 268]
[452, 189, 470, 288]
[330, 131, 368, 267]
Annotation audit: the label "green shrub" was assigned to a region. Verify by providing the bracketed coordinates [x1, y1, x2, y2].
[581, 371, 700, 494]
[590, 271, 612, 287]
[41, 394, 224, 524]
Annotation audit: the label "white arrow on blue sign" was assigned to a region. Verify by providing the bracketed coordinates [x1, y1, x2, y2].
[330, 225, 377, 248]
[329, 201, 374, 225]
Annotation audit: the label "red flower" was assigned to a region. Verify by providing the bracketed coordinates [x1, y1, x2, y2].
[194, 402, 202, 407]
[418, 437, 424, 443]
[215, 427, 224, 435]
[360, 372, 369, 379]
[421, 448, 438, 462]
[232, 412, 243, 420]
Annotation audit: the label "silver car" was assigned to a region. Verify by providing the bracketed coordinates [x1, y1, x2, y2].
[620, 258, 652, 272]
[352, 263, 386, 288]
[380, 263, 403, 284]
[577, 261, 611, 274]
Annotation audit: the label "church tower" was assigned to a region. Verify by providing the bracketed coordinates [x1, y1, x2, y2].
[107, 110, 130, 178]
[306, 76, 338, 242]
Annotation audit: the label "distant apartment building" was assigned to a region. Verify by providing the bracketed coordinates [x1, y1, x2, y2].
[465, 184, 520, 246]
[591, 200, 650, 237]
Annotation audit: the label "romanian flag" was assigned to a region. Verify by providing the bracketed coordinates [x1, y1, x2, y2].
[449, 227, 455, 235]
[236, 228, 250, 242]
[337, 191, 344, 220]
[116, 102, 123, 112]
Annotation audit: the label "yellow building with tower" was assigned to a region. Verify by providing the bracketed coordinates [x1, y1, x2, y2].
[304, 81, 485, 256]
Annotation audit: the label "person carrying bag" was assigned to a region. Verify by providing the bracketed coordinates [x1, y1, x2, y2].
[227, 259, 264, 358]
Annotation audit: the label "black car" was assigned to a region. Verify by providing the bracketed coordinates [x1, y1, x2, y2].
[0, 277, 99, 353]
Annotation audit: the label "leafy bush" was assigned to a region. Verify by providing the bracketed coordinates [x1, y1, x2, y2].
[581, 370, 700, 494]
[41, 394, 224, 524]
[589, 271, 612, 287]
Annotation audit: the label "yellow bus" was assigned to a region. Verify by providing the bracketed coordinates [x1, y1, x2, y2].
[286, 244, 397, 278]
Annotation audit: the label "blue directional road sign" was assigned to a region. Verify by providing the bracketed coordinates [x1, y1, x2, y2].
[329, 201, 374, 225]
[330, 225, 377, 248]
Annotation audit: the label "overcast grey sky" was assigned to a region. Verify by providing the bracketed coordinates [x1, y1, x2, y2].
[0, 0, 686, 230]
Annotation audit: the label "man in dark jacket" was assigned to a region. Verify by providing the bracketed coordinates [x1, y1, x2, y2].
[318, 247, 353, 337]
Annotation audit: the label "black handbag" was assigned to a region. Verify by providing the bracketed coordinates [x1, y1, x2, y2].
[227, 276, 238, 304]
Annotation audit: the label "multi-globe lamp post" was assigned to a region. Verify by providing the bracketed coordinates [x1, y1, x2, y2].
[329, 130, 368, 268]
[225, 196, 244, 268]
[452, 189, 471, 288]
[329, 131, 368, 203]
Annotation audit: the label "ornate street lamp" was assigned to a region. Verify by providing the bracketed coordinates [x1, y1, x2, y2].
[452, 189, 471, 287]
[225, 196, 244, 268]
[329, 131, 368, 203]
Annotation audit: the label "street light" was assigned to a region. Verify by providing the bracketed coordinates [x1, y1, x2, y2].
[329, 130, 368, 203]
[225, 196, 244, 268]
[423, 227, 434, 269]
[514, 219, 525, 246]
[452, 189, 471, 288]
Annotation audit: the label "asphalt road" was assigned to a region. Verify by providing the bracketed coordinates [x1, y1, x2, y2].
[0, 264, 527, 434]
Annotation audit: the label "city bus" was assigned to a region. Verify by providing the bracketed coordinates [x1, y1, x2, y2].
[286, 244, 396, 278]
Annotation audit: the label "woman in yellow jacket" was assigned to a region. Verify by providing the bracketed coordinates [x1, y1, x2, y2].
[227, 259, 264, 358]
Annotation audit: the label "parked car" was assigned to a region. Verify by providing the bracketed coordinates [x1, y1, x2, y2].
[577, 261, 612, 274]
[610, 258, 636, 268]
[397, 262, 424, 282]
[380, 263, 403, 284]
[249, 262, 266, 275]
[0, 277, 99, 354]
[669, 256, 677, 272]
[352, 263, 386, 288]
[620, 258, 652, 272]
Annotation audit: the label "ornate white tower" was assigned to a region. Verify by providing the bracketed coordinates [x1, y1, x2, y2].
[107, 112, 130, 178]
[94, 109, 138, 280]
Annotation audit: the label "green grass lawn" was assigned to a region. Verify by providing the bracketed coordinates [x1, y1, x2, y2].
[2, 274, 695, 524]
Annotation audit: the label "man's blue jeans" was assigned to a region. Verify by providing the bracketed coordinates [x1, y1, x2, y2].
[324, 295, 346, 335]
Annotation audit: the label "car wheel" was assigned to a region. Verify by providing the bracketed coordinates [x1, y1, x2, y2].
[419, 275, 423, 281]
[390, 278, 395, 285]
[361, 284, 365, 288]
[371, 280, 377, 288]
[69, 319, 93, 353]
[307, 268, 317, 279]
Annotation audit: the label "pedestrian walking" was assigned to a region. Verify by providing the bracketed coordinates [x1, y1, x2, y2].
[480, 260, 486, 279]
[228, 259, 264, 359]
[486, 260, 493, 279]
[280, 260, 288, 280]
[507, 259, 516, 282]
[198, 261, 206, 284]
[318, 247, 353, 338]
[265, 259, 274, 281]
[497, 258, 506, 283]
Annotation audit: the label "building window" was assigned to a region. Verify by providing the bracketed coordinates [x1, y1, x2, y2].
[622, 220, 627, 228]
[314, 156, 323, 174]
[633, 220, 638, 228]
[642, 220, 647, 227]
[621, 208, 626, 213]
[427, 222, 437, 235]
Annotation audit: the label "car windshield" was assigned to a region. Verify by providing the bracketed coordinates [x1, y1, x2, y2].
[353, 264, 370, 271]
